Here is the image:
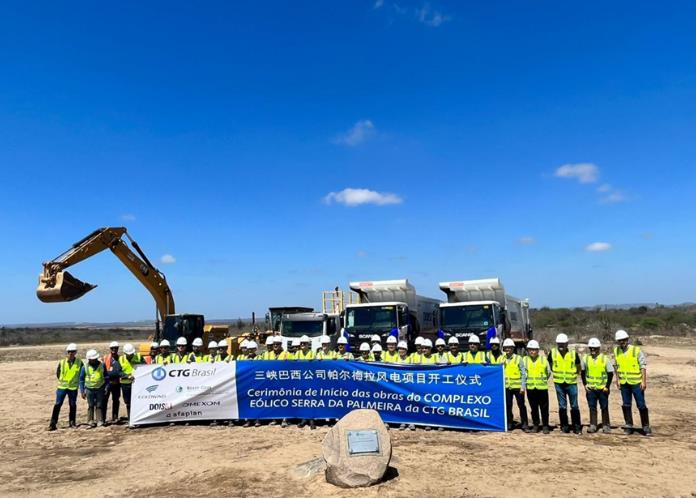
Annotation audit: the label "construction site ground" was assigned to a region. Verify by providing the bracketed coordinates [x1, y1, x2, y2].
[1, 337, 695, 498]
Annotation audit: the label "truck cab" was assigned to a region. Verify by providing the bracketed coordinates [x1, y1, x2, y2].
[265, 306, 313, 333]
[279, 312, 339, 351]
[439, 301, 504, 345]
[342, 302, 412, 349]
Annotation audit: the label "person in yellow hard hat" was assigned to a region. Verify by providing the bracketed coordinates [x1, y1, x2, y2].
[79, 349, 105, 428]
[49, 343, 83, 431]
[613, 329, 651, 435]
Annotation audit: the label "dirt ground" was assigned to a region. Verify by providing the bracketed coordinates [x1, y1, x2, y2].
[1, 337, 695, 498]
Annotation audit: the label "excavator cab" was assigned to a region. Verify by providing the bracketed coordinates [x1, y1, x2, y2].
[161, 314, 205, 351]
[37, 270, 97, 303]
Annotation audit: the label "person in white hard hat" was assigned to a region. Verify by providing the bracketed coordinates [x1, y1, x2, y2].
[145, 342, 159, 365]
[371, 343, 383, 362]
[236, 339, 250, 361]
[49, 343, 83, 431]
[502, 338, 529, 432]
[447, 336, 464, 364]
[169, 336, 189, 364]
[157, 339, 172, 364]
[434, 338, 449, 364]
[262, 336, 275, 357]
[245, 341, 259, 360]
[286, 338, 300, 360]
[370, 334, 382, 348]
[188, 337, 205, 363]
[296, 335, 315, 360]
[464, 335, 487, 364]
[383, 335, 399, 363]
[79, 349, 105, 428]
[581, 338, 614, 434]
[524, 340, 551, 433]
[335, 336, 353, 360]
[118, 343, 143, 420]
[418, 339, 436, 364]
[486, 337, 505, 365]
[316, 336, 336, 360]
[550, 333, 582, 434]
[217, 340, 231, 362]
[102, 341, 122, 424]
[410, 336, 425, 363]
[613, 329, 651, 435]
[395, 341, 411, 364]
[357, 342, 374, 362]
[204, 341, 218, 362]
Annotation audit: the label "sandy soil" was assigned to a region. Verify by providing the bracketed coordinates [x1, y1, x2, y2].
[1, 339, 695, 498]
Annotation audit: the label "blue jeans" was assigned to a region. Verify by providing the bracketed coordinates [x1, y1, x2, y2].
[585, 388, 609, 410]
[55, 388, 78, 408]
[554, 383, 579, 410]
[620, 384, 647, 410]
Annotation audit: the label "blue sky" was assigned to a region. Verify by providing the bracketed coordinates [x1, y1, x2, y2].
[1, 1, 695, 324]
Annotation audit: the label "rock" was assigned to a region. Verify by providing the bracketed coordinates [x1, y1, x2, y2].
[322, 409, 392, 488]
[290, 458, 327, 479]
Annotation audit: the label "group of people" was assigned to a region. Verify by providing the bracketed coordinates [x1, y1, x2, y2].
[49, 329, 651, 436]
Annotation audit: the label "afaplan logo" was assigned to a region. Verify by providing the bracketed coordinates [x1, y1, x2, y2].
[151, 367, 167, 381]
[145, 385, 159, 393]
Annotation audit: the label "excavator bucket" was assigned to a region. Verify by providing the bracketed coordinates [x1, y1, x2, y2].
[36, 271, 97, 303]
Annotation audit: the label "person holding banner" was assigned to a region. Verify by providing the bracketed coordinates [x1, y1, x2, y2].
[434, 338, 449, 364]
[316, 336, 337, 359]
[237, 339, 249, 360]
[144, 342, 158, 365]
[204, 341, 218, 361]
[370, 334, 382, 349]
[410, 336, 424, 363]
[217, 340, 232, 361]
[524, 340, 551, 434]
[335, 337, 353, 360]
[171, 337, 189, 364]
[156, 340, 172, 364]
[383, 336, 399, 363]
[447, 337, 464, 364]
[286, 338, 300, 359]
[262, 336, 274, 356]
[486, 338, 505, 364]
[550, 334, 582, 434]
[502, 339, 529, 432]
[188, 338, 205, 363]
[239, 341, 258, 360]
[296, 336, 315, 360]
[418, 339, 437, 364]
[357, 342, 375, 362]
[371, 344, 383, 362]
[396, 341, 411, 364]
[118, 343, 142, 421]
[464, 336, 487, 364]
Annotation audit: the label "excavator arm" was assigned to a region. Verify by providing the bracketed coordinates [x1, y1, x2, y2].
[37, 227, 175, 323]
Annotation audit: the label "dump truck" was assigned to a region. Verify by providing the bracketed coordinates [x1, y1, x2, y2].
[279, 312, 340, 351]
[343, 279, 441, 349]
[265, 306, 314, 333]
[438, 278, 531, 350]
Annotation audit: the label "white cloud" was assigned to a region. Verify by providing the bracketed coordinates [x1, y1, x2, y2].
[332, 120, 375, 146]
[599, 191, 627, 204]
[160, 254, 176, 264]
[356, 250, 368, 257]
[120, 213, 136, 222]
[417, 3, 451, 27]
[597, 183, 612, 193]
[554, 163, 599, 184]
[585, 242, 612, 252]
[323, 188, 403, 207]
[518, 236, 536, 246]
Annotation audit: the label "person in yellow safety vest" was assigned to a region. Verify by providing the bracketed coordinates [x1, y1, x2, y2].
[371, 344, 383, 362]
[316, 336, 337, 359]
[383, 336, 399, 363]
[217, 339, 232, 362]
[335, 336, 354, 360]
[464, 335, 487, 364]
[204, 341, 218, 362]
[49, 343, 83, 431]
[144, 342, 159, 365]
[395, 341, 411, 364]
[614, 329, 651, 435]
[79, 349, 105, 428]
[246, 341, 259, 360]
[102, 341, 122, 424]
[263, 336, 275, 357]
[118, 343, 142, 420]
[285, 338, 300, 360]
[409, 336, 424, 363]
[370, 334, 382, 350]
[262, 336, 284, 360]
[486, 337, 505, 364]
[418, 339, 437, 365]
[236, 339, 249, 361]
[295, 335, 315, 360]
[447, 337, 465, 364]
[357, 342, 375, 362]
[581, 337, 614, 434]
[170, 337, 189, 364]
[187, 337, 205, 363]
[524, 340, 551, 434]
[156, 339, 172, 364]
[550, 333, 582, 434]
[434, 338, 449, 364]
[502, 338, 529, 432]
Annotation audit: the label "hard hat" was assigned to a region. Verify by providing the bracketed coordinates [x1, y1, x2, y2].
[337, 336, 348, 345]
[386, 336, 397, 344]
[320, 336, 331, 344]
[468, 335, 480, 344]
[86, 349, 99, 360]
[489, 337, 500, 345]
[415, 336, 425, 346]
[615, 329, 629, 341]
[448, 336, 459, 345]
[109, 341, 119, 349]
[274, 336, 284, 344]
[397, 341, 408, 349]
[176, 337, 187, 346]
[291, 338, 301, 347]
[371, 334, 381, 342]
[217, 339, 228, 348]
[300, 335, 310, 343]
[159, 339, 171, 347]
[240, 339, 249, 348]
[123, 343, 136, 355]
[422, 339, 433, 348]
[502, 338, 515, 348]
[555, 333, 569, 344]
[247, 341, 258, 349]
[588, 338, 601, 348]
[265, 336, 274, 346]
[359, 342, 370, 352]
[192, 337, 203, 347]
[150, 341, 159, 349]
[208, 341, 218, 349]
[371, 344, 383, 352]
[527, 339, 540, 349]
[435, 338, 446, 346]
[66, 343, 77, 352]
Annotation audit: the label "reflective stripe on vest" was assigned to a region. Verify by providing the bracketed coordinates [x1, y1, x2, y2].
[295, 350, 315, 360]
[316, 350, 337, 360]
[382, 351, 400, 363]
[551, 348, 577, 384]
[84, 362, 105, 389]
[58, 358, 82, 390]
[448, 352, 464, 364]
[337, 352, 353, 360]
[465, 351, 486, 364]
[524, 356, 549, 390]
[171, 354, 188, 364]
[504, 354, 523, 389]
[118, 354, 141, 385]
[358, 354, 375, 362]
[419, 355, 437, 365]
[487, 351, 506, 365]
[585, 353, 609, 389]
[409, 352, 422, 363]
[188, 353, 204, 363]
[614, 345, 642, 385]
[395, 355, 411, 364]
[435, 352, 449, 364]
[155, 355, 169, 365]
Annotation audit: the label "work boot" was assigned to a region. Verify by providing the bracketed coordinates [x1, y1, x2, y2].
[587, 409, 598, 433]
[408, 424, 416, 431]
[298, 419, 307, 428]
[281, 419, 288, 428]
[254, 420, 261, 427]
[243, 420, 251, 428]
[640, 408, 652, 436]
[49, 405, 61, 431]
[69, 405, 77, 428]
[622, 406, 634, 434]
[437, 427, 444, 432]
[399, 424, 406, 430]
[424, 426, 431, 431]
[269, 420, 277, 426]
[559, 410, 570, 433]
[532, 424, 539, 433]
[310, 420, 316, 430]
[601, 409, 611, 433]
[542, 425, 550, 434]
[571, 408, 582, 434]
[522, 424, 530, 433]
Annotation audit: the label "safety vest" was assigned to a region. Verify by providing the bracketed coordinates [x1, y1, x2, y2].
[614, 345, 642, 385]
[144, 355, 156, 365]
[336, 351, 354, 360]
[260, 351, 279, 360]
[585, 354, 609, 389]
[409, 352, 422, 363]
[57, 358, 82, 390]
[419, 354, 437, 365]
[382, 351, 400, 363]
[487, 351, 506, 365]
[155, 354, 169, 365]
[524, 356, 549, 390]
[395, 355, 411, 364]
[188, 352, 205, 363]
[170, 353, 188, 364]
[236, 354, 248, 361]
[316, 350, 337, 360]
[503, 354, 522, 389]
[551, 348, 577, 384]
[279, 351, 296, 360]
[83, 362, 105, 389]
[434, 352, 449, 365]
[465, 351, 486, 364]
[448, 352, 464, 364]
[357, 353, 375, 362]
[118, 354, 142, 385]
[295, 350, 315, 360]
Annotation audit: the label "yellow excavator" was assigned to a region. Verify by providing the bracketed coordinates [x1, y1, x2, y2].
[36, 227, 209, 352]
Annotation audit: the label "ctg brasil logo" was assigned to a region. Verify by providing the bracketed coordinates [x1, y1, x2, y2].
[151, 367, 166, 381]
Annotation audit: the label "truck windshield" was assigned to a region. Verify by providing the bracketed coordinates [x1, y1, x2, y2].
[346, 306, 398, 331]
[440, 305, 494, 330]
[281, 320, 324, 337]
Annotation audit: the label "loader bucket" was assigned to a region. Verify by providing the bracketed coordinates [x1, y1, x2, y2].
[36, 271, 97, 303]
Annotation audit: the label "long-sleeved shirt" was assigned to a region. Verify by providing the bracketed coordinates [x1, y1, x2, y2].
[613, 346, 647, 369]
[503, 353, 528, 389]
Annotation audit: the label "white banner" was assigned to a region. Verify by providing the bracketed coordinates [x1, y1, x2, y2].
[130, 362, 238, 426]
